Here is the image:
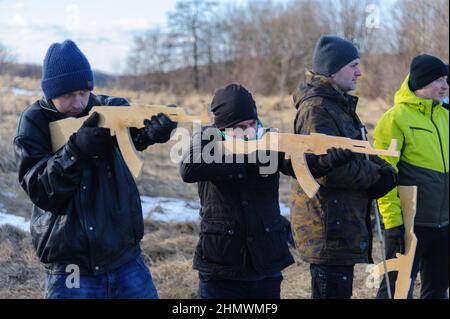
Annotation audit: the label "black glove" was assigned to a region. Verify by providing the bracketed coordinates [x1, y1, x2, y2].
[131, 113, 177, 150]
[143, 113, 177, 144]
[385, 225, 405, 255]
[317, 147, 354, 170]
[367, 165, 397, 199]
[69, 112, 114, 160]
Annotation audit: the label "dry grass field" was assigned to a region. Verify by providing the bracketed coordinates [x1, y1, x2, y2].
[1, 75, 420, 299]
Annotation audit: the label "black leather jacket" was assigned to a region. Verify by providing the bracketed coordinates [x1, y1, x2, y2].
[14, 94, 144, 275]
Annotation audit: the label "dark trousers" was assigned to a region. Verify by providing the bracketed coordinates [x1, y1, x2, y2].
[198, 275, 283, 299]
[377, 225, 449, 299]
[310, 264, 355, 299]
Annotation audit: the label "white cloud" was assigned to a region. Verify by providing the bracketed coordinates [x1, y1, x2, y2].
[6, 14, 29, 28]
[0, 1, 24, 11]
[0, 0, 244, 74]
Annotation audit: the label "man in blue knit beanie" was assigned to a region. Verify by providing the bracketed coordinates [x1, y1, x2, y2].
[14, 39, 177, 299]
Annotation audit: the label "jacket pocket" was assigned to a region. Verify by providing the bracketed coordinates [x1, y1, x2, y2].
[200, 204, 233, 220]
[199, 219, 242, 266]
[259, 216, 291, 265]
[409, 126, 433, 134]
[30, 209, 60, 254]
[324, 194, 369, 255]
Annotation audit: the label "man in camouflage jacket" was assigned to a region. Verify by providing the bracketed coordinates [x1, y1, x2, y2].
[290, 36, 397, 299]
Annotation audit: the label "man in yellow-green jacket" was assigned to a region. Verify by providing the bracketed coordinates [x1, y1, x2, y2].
[374, 54, 449, 299]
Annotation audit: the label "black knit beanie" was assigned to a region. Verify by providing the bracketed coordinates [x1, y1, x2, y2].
[409, 54, 448, 91]
[210, 84, 257, 130]
[312, 35, 360, 76]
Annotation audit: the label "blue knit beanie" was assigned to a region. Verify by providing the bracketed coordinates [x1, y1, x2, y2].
[312, 35, 360, 76]
[41, 40, 94, 99]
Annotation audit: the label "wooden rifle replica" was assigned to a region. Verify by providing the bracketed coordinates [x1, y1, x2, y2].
[49, 105, 210, 179]
[221, 131, 399, 198]
[370, 186, 418, 299]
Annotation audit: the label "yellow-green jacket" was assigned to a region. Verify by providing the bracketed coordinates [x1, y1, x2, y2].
[374, 75, 449, 229]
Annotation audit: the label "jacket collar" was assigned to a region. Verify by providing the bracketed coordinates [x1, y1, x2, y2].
[294, 70, 359, 114]
[38, 93, 99, 118]
[394, 74, 443, 117]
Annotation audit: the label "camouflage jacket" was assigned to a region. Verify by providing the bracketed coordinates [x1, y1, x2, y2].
[291, 73, 390, 265]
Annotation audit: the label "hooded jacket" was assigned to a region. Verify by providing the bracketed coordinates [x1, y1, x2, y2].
[291, 72, 392, 265]
[374, 75, 449, 229]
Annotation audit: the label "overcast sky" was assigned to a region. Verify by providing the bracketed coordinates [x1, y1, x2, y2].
[0, 0, 395, 74]
[0, 0, 251, 73]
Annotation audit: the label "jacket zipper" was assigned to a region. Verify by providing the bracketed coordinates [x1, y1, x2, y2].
[430, 108, 447, 172]
[78, 179, 96, 272]
[430, 108, 447, 228]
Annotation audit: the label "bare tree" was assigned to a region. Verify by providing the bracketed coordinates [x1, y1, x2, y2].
[394, 0, 449, 63]
[127, 29, 173, 75]
[125, 28, 176, 90]
[0, 42, 12, 73]
[319, 0, 378, 52]
[167, 0, 218, 92]
[222, 0, 328, 96]
[122, 0, 448, 100]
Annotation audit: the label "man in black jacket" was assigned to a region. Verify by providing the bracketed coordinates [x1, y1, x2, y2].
[179, 83, 353, 299]
[291, 35, 397, 299]
[14, 40, 177, 299]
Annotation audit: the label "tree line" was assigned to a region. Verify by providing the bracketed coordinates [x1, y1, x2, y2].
[1, 0, 448, 102]
[123, 0, 449, 101]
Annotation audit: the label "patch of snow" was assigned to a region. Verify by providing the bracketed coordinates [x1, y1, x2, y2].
[11, 87, 40, 96]
[0, 196, 291, 231]
[0, 191, 17, 199]
[140, 196, 201, 222]
[0, 203, 29, 232]
[280, 202, 290, 217]
[0, 87, 40, 96]
[140, 196, 290, 222]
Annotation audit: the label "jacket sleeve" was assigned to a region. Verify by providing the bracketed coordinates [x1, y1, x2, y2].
[179, 127, 247, 183]
[295, 105, 381, 190]
[373, 111, 404, 229]
[14, 113, 84, 212]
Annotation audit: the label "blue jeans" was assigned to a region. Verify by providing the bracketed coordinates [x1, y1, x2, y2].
[310, 264, 355, 299]
[44, 255, 159, 299]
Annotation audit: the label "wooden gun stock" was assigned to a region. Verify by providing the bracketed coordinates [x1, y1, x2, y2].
[370, 186, 418, 299]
